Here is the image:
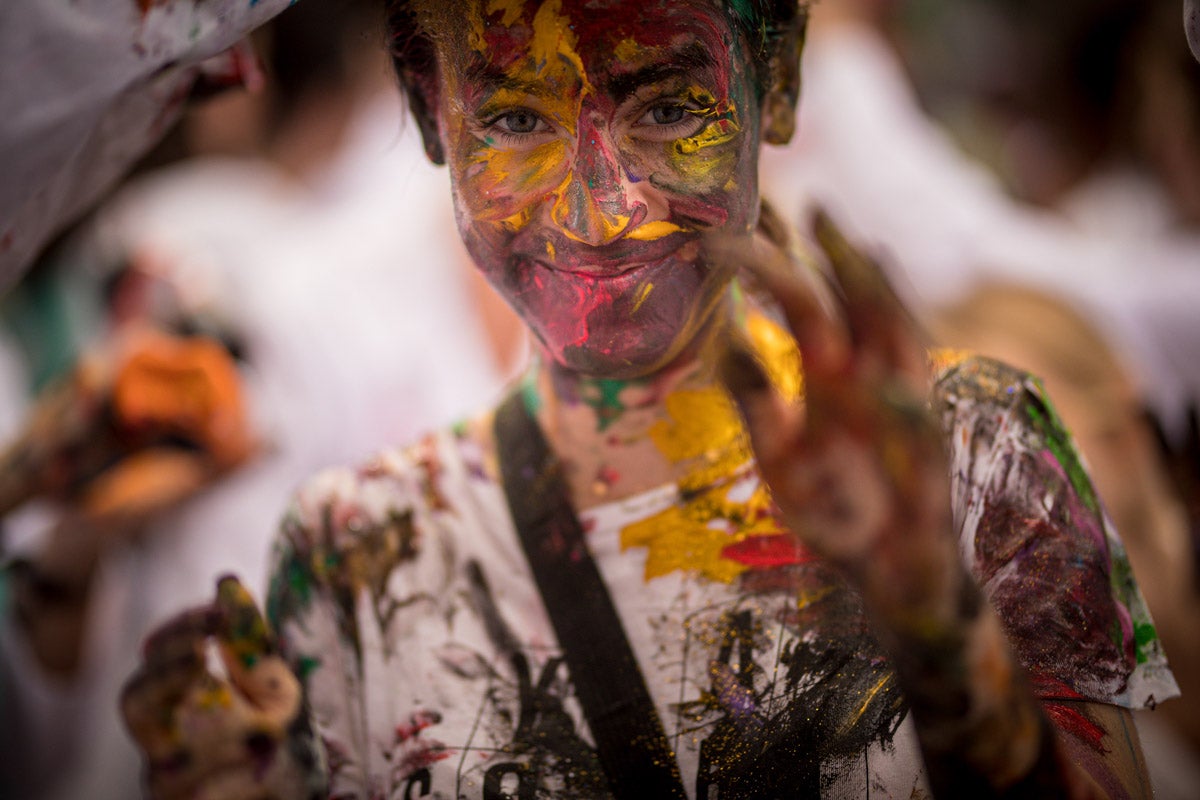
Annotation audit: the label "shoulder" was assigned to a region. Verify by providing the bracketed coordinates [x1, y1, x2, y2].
[931, 349, 1039, 420]
[930, 350, 1083, 481]
[266, 417, 500, 624]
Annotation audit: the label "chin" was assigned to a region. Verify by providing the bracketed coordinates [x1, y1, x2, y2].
[545, 304, 711, 379]
[555, 339, 682, 380]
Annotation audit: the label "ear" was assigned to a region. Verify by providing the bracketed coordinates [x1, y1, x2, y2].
[399, 67, 446, 165]
[759, 12, 808, 146]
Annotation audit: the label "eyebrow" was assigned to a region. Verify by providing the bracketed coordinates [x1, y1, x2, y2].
[460, 41, 716, 102]
[462, 61, 563, 98]
[605, 42, 717, 101]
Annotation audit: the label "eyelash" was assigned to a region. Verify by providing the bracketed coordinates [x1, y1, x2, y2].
[477, 95, 715, 147]
[634, 102, 709, 137]
[481, 109, 553, 146]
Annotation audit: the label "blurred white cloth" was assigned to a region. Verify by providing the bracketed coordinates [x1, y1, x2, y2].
[760, 23, 1200, 440]
[0, 93, 513, 800]
[0, 0, 293, 288]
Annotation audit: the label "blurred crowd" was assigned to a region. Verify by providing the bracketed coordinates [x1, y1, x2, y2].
[1, 0, 1197, 798]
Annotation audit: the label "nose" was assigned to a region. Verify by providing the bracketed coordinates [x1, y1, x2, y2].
[550, 122, 639, 246]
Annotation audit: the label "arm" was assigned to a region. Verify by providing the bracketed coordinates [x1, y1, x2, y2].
[121, 459, 404, 800]
[713, 212, 1155, 797]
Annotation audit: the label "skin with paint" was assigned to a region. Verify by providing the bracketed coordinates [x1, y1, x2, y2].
[436, 0, 762, 380]
[121, 2, 1157, 797]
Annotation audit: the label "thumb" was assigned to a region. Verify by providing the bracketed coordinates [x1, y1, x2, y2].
[213, 574, 277, 680]
[718, 339, 798, 471]
[213, 575, 301, 726]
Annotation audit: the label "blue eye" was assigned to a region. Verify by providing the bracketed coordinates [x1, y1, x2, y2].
[650, 105, 686, 125]
[497, 110, 545, 134]
[631, 101, 709, 142]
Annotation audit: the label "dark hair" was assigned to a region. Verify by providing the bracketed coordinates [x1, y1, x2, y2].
[385, 0, 807, 99]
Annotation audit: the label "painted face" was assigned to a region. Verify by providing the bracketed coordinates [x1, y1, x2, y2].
[429, 0, 765, 377]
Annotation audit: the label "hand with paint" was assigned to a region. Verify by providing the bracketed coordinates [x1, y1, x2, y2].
[714, 212, 1137, 799]
[121, 576, 325, 800]
[716, 210, 960, 626]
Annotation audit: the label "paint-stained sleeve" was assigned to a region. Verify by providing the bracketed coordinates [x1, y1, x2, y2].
[266, 448, 436, 797]
[934, 355, 1178, 710]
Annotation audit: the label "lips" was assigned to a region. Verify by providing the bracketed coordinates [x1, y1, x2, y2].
[526, 235, 702, 279]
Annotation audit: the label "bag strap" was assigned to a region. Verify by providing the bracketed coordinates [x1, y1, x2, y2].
[493, 391, 687, 800]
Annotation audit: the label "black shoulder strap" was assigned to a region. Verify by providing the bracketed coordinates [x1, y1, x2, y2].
[493, 391, 687, 800]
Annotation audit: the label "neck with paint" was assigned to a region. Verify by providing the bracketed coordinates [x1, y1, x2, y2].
[526, 282, 799, 511]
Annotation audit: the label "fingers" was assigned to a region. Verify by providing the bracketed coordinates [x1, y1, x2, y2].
[705, 231, 848, 375]
[122, 578, 307, 800]
[718, 339, 803, 471]
[214, 574, 277, 672]
[809, 208, 928, 385]
[213, 575, 302, 725]
[122, 605, 220, 754]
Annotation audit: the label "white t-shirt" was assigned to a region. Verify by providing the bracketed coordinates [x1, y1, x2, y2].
[272, 355, 1176, 799]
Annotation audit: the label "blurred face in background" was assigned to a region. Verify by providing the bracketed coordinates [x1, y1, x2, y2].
[420, 0, 768, 379]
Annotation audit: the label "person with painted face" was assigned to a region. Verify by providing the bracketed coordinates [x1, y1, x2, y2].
[120, 2, 1175, 798]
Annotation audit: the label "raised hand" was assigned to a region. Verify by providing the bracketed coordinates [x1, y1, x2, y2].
[121, 576, 324, 800]
[713, 210, 960, 625]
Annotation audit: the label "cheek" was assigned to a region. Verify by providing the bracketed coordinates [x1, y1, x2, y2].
[619, 138, 748, 230]
[620, 104, 754, 228]
[454, 138, 570, 227]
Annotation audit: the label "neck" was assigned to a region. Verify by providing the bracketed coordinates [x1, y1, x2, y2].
[526, 288, 756, 511]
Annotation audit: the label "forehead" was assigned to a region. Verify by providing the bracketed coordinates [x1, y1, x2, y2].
[433, 0, 737, 84]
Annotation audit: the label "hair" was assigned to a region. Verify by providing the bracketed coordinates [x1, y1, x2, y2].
[384, 0, 808, 100]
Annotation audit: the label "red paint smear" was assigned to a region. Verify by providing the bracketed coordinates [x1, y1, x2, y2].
[395, 710, 441, 743]
[721, 533, 816, 569]
[1043, 701, 1108, 754]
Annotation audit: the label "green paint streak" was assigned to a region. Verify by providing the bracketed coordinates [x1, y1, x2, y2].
[730, 279, 747, 326]
[297, 654, 322, 680]
[582, 378, 629, 432]
[519, 370, 543, 416]
[1022, 388, 1100, 514]
[1133, 621, 1158, 665]
[267, 536, 317, 630]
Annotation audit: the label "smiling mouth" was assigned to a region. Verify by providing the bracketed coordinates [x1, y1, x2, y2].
[533, 238, 702, 281]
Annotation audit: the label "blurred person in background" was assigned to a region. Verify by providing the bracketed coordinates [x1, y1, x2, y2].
[0, 2, 521, 798]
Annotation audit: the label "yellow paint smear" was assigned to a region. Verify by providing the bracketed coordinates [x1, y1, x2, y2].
[838, 672, 896, 739]
[620, 482, 778, 582]
[626, 220, 686, 241]
[498, 206, 534, 233]
[618, 310, 811, 584]
[530, 0, 595, 97]
[551, 169, 634, 243]
[613, 37, 643, 64]
[674, 114, 740, 155]
[631, 281, 654, 313]
[648, 386, 747, 475]
[928, 346, 972, 378]
[746, 313, 804, 403]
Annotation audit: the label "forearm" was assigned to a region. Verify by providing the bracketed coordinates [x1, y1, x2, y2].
[874, 571, 1111, 798]
[8, 515, 103, 677]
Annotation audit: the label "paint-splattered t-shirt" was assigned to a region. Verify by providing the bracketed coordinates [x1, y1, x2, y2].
[267, 355, 1176, 799]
